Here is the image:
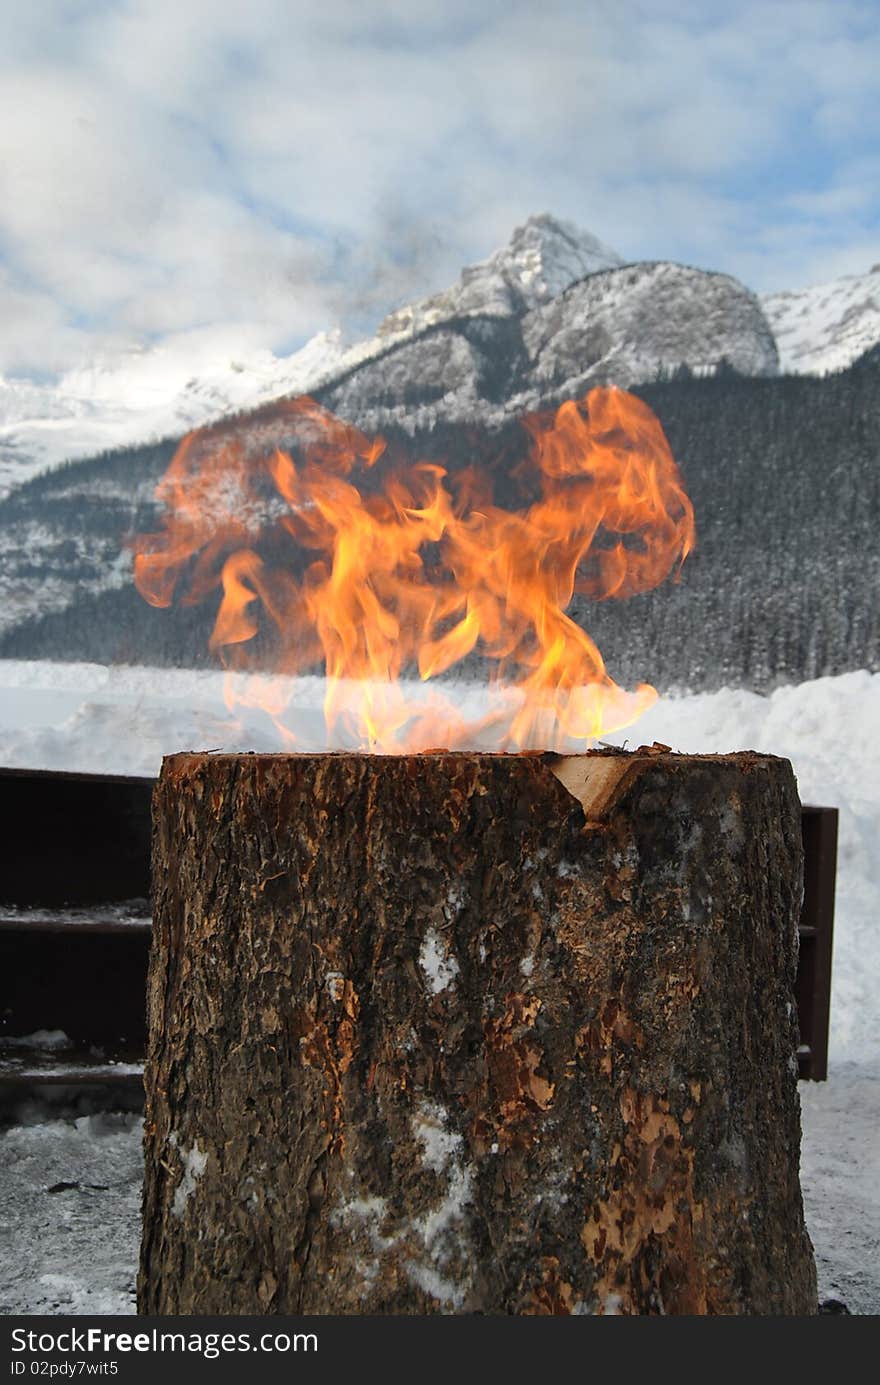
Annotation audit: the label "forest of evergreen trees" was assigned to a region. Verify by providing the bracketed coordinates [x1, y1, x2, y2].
[0, 353, 877, 696]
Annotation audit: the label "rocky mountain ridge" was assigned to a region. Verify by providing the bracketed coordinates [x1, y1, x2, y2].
[317, 258, 778, 437]
[0, 213, 875, 496]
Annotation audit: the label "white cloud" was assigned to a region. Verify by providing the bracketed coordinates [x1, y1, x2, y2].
[0, 0, 877, 376]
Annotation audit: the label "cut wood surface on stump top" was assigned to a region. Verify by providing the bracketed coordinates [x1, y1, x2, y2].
[159, 744, 795, 822]
[140, 746, 816, 1316]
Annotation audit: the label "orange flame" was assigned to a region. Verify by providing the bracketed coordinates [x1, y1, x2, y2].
[132, 387, 694, 751]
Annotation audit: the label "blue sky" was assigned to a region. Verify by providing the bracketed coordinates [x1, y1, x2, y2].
[0, 0, 878, 376]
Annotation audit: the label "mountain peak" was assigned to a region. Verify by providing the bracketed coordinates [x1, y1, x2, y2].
[491, 213, 625, 304]
[378, 214, 623, 339]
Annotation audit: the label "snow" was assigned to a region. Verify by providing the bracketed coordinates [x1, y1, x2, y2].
[4, 1030, 73, 1052]
[799, 1068, 880, 1314]
[523, 261, 778, 388]
[0, 1061, 144, 1081]
[419, 929, 460, 996]
[0, 660, 878, 1312]
[329, 1101, 475, 1309]
[0, 324, 421, 498]
[168, 1135, 208, 1220]
[0, 903, 151, 931]
[0, 1113, 142, 1316]
[406, 1102, 475, 1310]
[413, 1102, 464, 1176]
[761, 264, 880, 375]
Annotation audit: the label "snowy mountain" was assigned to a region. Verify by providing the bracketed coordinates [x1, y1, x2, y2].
[3, 211, 879, 499]
[0, 215, 776, 496]
[0, 330, 358, 498]
[376, 213, 624, 336]
[761, 263, 880, 375]
[523, 261, 777, 389]
[318, 259, 777, 435]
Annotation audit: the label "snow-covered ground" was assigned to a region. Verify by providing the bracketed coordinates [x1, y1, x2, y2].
[0, 661, 877, 1313]
[0, 1112, 141, 1315]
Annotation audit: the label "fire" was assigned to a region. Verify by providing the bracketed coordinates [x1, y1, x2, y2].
[132, 387, 694, 752]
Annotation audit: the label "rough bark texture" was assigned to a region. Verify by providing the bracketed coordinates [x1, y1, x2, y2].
[139, 749, 817, 1315]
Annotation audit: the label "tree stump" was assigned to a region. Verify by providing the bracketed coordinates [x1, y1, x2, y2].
[139, 750, 817, 1315]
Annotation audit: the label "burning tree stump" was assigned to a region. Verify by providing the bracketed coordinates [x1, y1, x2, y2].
[139, 750, 817, 1315]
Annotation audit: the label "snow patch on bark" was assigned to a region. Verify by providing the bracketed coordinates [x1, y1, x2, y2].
[719, 801, 745, 852]
[328, 1192, 391, 1290]
[408, 1102, 474, 1309]
[168, 1135, 208, 1218]
[412, 1101, 463, 1174]
[405, 1258, 469, 1309]
[419, 928, 459, 994]
[443, 882, 467, 920]
[555, 859, 579, 879]
[331, 1103, 475, 1309]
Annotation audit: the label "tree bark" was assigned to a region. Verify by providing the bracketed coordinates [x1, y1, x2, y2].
[139, 749, 817, 1315]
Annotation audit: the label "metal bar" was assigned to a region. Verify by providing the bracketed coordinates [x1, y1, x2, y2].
[0, 1049, 144, 1086]
[797, 806, 838, 1081]
[0, 909, 152, 934]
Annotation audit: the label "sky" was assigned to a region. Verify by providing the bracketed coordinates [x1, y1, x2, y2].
[0, 0, 878, 379]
